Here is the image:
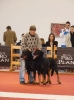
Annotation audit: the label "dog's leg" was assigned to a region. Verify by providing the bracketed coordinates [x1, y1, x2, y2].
[33, 70, 36, 84]
[57, 74, 61, 84]
[33, 78, 36, 84]
[27, 74, 30, 83]
[43, 76, 46, 85]
[46, 69, 51, 84]
[55, 67, 61, 84]
[37, 70, 41, 84]
[43, 72, 46, 85]
[26, 70, 30, 83]
[41, 74, 44, 83]
[38, 74, 41, 84]
[53, 60, 61, 84]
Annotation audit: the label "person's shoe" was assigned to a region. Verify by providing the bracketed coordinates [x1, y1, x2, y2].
[30, 81, 34, 84]
[20, 81, 25, 84]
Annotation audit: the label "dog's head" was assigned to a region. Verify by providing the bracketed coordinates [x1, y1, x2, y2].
[21, 49, 32, 59]
[33, 50, 44, 59]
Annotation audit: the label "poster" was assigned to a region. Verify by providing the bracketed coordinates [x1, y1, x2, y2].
[0, 46, 11, 67]
[51, 23, 65, 37]
[57, 47, 74, 69]
[42, 47, 74, 69]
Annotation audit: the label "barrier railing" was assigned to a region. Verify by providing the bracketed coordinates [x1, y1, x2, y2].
[10, 44, 57, 71]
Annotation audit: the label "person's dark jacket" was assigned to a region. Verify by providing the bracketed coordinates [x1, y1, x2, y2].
[46, 41, 58, 47]
[42, 44, 46, 47]
[16, 41, 21, 46]
[70, 32, 74, 47]
[3, 30, 17, 46]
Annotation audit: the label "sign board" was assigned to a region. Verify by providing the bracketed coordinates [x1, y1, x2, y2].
[57, 47, 74, 69]
[42, 47, 74, 69]
[0, 46, 11, 67]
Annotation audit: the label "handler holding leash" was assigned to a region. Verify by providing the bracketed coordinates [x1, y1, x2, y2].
[19, 25, 42, 84]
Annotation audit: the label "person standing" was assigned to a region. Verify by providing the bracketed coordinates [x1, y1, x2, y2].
[65, 25, 74, 72]
[3, 26, 17, 46]
[21, 33, 25, 39]
[60, 21, 70, 47]
[70, 25, 74, 47]
[65, 25, 74, 47]
[20, 25, 42, 84]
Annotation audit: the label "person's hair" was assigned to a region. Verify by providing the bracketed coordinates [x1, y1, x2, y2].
[21, 33, 24, 36]
[40, 38, 45, 44]
[66, 21, 70, 25]
[71, 25, 74, 28]
[29, 25, 36, 31]
[48, 33, 55, 42]
[6, 26, 11, 30]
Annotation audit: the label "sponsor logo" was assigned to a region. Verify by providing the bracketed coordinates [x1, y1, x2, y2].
[0, 52, 9, 62]
[58, 54, 74, 65]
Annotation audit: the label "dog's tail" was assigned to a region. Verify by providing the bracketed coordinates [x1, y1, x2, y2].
[51, 69, 54, 76]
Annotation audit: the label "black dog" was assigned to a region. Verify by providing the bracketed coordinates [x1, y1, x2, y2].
[33, 49, 61, 85]
[21, 49, 40, 84]
[21, 49, 34, 83]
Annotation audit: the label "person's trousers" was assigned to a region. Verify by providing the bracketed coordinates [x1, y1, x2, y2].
[19, 58, 34, 82]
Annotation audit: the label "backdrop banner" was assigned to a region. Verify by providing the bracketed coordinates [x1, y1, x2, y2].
[57, 47, 74, 69]
[42, 47, 74, 69]
[0, 46, 11, 67]
[0, 46, 74, 69]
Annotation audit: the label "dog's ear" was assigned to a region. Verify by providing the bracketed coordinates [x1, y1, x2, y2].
[22, 51, 25, 56]
[25, 49, 29, 51]
[41, 51, 44, 56]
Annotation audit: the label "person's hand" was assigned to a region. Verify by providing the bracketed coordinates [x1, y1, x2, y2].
[34, 48, 41, 52]
[63, 28, 66, 32]
[38, 48, 41, 50]
[34, 48, 38, 52]
[28, 48, 31, 51]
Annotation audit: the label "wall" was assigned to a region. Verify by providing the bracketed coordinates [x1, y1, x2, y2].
[0, 0, 74, 46]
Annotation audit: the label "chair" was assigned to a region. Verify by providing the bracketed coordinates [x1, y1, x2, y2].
[10, 44, 20, 71]
[54, 46, 57, 59]
[46, 46, 57, 59]
[46, 47, 52, 58]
